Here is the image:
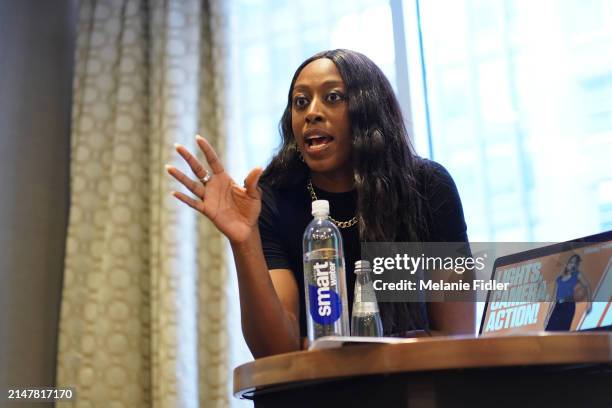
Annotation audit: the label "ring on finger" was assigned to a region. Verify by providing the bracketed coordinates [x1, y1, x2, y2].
[199, 170, 212, 184]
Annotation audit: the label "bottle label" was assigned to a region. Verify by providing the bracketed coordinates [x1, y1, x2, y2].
[308, 261, 342, 324]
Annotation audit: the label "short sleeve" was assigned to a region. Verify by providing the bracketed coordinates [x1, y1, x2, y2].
[258, 184, 292, 270]
[419, 159, 469, 243]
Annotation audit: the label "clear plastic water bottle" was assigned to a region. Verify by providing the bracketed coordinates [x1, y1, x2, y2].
[303, 200, 349, 342]
[351, 260, 383, 337]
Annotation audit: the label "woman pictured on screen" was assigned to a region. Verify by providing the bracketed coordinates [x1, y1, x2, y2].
[166, 49, 475, 358]
[544, 254, 593, 331]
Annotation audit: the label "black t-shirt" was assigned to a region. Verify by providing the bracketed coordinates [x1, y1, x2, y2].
[258, 158, 469, 337]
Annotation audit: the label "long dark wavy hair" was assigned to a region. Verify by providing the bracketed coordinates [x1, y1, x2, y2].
[563, 254, 581, 275]
[261, 49, 429, 335]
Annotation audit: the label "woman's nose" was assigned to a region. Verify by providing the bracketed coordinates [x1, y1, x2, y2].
[305, 98, 324, 124]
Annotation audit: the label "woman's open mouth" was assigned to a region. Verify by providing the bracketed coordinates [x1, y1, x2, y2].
[304, 132, 334, 153]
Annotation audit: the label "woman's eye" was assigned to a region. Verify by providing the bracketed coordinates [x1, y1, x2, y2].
[326, 92, 344, 103]
[294, 96, 308, 108]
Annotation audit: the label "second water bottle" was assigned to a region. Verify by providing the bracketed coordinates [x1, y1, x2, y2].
[351, 260, 383, 337]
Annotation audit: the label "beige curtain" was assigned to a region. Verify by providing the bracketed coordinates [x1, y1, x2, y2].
[57, 0, 232, 406]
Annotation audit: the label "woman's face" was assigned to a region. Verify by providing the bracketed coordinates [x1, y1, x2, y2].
[566, 256, 579, 273]
[291, 58, 352, 176]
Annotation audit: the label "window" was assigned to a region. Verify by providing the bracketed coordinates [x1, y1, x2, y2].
[407, 0, 612, 241]
[226, 0, 397, 172]
[228, 1, 612, 243]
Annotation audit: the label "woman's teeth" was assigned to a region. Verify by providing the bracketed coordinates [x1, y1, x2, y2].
[307, 135, 331, 146]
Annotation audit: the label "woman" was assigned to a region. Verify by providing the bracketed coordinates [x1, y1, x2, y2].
[166, 49, 474, 358]
[544, 254, 593, 331]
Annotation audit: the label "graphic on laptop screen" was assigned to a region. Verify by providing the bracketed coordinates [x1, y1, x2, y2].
[481, 240, 612, 335]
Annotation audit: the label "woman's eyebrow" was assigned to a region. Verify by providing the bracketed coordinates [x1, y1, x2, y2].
[293, 80, 345, 92]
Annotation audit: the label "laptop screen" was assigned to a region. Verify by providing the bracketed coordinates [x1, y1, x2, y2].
[479, 231, 612, 335]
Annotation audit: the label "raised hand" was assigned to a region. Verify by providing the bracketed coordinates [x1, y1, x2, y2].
[166, 135, 263, 243]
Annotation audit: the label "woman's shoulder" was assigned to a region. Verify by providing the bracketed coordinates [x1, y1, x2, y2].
[412, 156, 456, 186]
[411, 157, 468, 242]
[411, 156, 461, 204]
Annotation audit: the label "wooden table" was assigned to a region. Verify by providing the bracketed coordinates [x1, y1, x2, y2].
[234, 332, 612, 407]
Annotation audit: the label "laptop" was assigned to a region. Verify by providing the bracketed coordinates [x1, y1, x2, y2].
[479, 230, 612, 335]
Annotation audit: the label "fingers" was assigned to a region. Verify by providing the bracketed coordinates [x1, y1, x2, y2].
[174, 143, 210, 181]
[165, 165, 206, 199]
[244, 167, 263, 199]
[171, 191, 204, 212]
[196, 135, 224, 174]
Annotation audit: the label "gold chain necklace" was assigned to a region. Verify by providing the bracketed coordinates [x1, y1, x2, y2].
[307, 179, 358, 229]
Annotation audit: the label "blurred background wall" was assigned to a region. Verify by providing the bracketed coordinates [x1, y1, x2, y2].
[0, 0, 77, 394]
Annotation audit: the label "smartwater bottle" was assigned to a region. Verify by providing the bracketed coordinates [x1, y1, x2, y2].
[303, 200, 349, 342]
[351, 260, 383, 337]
